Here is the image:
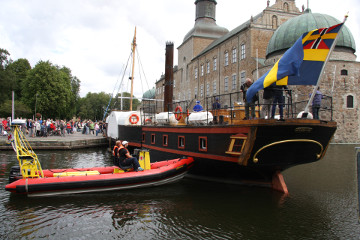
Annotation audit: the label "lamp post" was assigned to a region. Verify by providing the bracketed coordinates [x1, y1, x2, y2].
[34, 93, 38, 120]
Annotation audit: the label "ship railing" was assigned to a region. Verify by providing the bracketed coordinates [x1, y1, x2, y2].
[139, 90, 334, 125]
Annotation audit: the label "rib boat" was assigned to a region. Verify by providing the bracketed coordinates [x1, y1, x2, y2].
[5, 120, 194, 197]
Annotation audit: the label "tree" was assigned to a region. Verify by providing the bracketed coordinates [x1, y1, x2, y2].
[22, 60, 73, 119]
[0, 99, 32, 118]
[0, 48, 14, 103]
[6, 58, 31, 99]
[113, 92, 140, 111]
[78, 92, 111, 121]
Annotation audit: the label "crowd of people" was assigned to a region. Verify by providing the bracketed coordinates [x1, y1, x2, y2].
[0, 117, 107, 137]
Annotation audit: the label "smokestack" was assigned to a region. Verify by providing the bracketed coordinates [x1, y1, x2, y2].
[164, 42, 174, 112]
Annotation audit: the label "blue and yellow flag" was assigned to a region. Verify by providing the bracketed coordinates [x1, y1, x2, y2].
[246, 23, 343, 102]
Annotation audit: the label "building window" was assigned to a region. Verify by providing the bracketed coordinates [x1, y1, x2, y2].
[224, 77, 229, 92]
[224, 51, 229, 66]
[232, 74, 237, 90]
[195, 67, 198, 79]
[173, 79, 176, 88]
[178, 136, 185, 149]
[151, 134, 156, 144]
[347, 95, 354, 108]
[232, 48, 237, 63]
[206, 83, 210, 96]
[284, 2, 289, 12]
[341, 69, 348, 75]
[199, 137, 207, 152]
[163, 135, 168, 146]
[201, 64, 204, 76]
[213, 81, 217, 95]
[188, 91, 191, 100]
[200, 84, 204, 98]
[195, 87, 198, 99]
[207, 62, 210, 74]
[272, 15, 278, 29]
[240, 71, 246, 85]
[241, 44, 246, 60]
[213, 58, 217, 71]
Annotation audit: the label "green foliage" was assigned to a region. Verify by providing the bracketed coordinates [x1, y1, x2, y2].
[0, 100, 32, 118]
[0, 49, 14, 104]
[113, 92, 141, 111]
[22, 60, 74, 119]
[78, 92, 111, 121]
[6, 58, 31, 99]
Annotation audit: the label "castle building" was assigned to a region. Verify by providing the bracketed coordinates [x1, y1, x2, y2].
[153, 0, 359, 143]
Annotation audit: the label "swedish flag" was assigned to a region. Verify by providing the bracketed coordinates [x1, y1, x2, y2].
[246, 23, 343, 102]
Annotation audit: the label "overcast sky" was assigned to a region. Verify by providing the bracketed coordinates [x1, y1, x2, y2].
[1, 0, 359, 98]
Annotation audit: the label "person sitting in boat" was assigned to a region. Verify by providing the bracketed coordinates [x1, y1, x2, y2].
[112, 140, 122, 166]
[118, 141, 144, 171]
[193, 101, 203, 112]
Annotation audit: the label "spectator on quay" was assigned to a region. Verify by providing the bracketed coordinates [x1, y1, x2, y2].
[40, 122, 47, 137]
[66, 121, 72, 134]
[95, 122, 100, 136]
[35, 120, 41, 137]
[90, 121, 95, 135]
[0, 118, 3, 136]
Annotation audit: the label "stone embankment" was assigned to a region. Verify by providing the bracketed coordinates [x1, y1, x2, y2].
[0, 131, 109, 150]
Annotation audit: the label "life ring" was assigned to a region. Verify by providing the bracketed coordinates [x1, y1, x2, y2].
[145, 118, 152, 124]
[174, 106, 183, 121]
[129, 114, 139, 124]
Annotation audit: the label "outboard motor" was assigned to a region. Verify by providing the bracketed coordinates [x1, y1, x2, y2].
[9, 166, 21, 183]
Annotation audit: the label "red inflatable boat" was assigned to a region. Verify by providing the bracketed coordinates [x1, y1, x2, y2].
[5, 157, 194, 197]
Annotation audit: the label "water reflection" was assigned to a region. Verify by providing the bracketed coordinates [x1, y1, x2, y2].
[0, 146, 359, 239]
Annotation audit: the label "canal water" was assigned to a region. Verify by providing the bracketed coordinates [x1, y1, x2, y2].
[0, 145, 359, 239]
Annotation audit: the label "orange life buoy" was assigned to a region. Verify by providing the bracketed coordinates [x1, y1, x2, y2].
[174, 106, 183, 121]
[145, 118, 152, 124]
[129, 114, 139, 124]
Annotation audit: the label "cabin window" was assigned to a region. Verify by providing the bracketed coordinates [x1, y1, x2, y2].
[142, 133, 145, 143]
[347, 95, 354, 108]
[226, 135, 247, 155]
[151, 134, 156, 144]
[199, 137, 207, 152]
[341, 69, 348, 76]
[178, 136, 185, 149]
[163, 135, 168, 147]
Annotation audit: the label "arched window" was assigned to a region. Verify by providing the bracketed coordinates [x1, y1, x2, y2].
[284, 2, 289, 12]
[347, 95, 354, 108]
[341, 69, 348, 76]
[272, 15, 278, 29]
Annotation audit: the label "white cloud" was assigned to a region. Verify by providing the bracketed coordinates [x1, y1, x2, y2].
[0, 0, 358, 98]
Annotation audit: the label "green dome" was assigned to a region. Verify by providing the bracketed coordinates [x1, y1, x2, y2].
[142, 87, 155, 99]
[266, 9, 356, 57]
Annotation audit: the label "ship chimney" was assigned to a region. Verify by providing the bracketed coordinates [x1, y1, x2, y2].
[164, 42, 174, 112]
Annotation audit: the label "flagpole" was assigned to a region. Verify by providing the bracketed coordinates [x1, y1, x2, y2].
[302, 14, 348, 117]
